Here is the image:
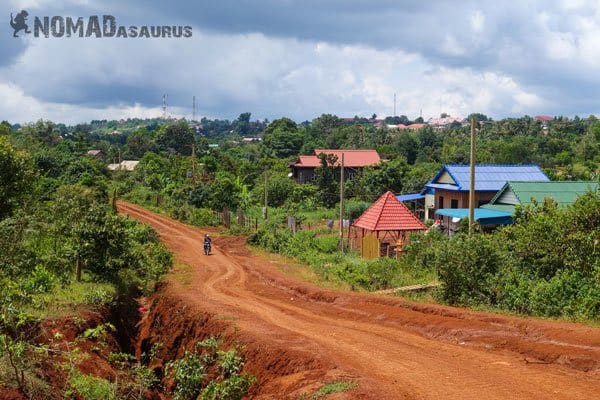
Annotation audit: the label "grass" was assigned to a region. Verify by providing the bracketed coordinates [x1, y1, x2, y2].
[248, 246, 353, 292]
[299, 380, 358, 399]
[26, 278, 116, 319]
[170, 262, 193, 286]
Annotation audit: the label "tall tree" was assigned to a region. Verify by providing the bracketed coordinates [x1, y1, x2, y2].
[156, 122, 195, 155]
[127, 128, 156, 158]
[313, 153, 339, 208]
[0, 137, 31, 219]
[234, 112, 252, 136]
[262, 118, 303, 158]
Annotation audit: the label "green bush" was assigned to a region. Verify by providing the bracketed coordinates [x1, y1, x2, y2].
[67, 370, 116, 400]
[343, 200, 370, 221]
[189, 208, 219, 227]
[434, 234, 502, 306]
[314, 235, 339, 254]
[166, 338, 255, 400]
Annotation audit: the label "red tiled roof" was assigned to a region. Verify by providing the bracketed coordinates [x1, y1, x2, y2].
[352, 191, 427, 231]
[535, 115, 553, 121]
[406, 123, 428, 129]
[293, 150, 380, 168]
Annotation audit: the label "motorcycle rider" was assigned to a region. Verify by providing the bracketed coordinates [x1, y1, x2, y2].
[203, 233, 212, 255]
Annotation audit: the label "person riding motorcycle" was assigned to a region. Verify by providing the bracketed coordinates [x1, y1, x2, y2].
[203, 234, 212, 255]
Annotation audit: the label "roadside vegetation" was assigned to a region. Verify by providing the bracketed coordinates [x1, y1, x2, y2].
[0, 124, 255, 399]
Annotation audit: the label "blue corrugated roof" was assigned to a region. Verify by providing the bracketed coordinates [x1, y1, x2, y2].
[426, 164, 549, 192]
[435, 208, 513, 225]
[396, 193, 425, 202]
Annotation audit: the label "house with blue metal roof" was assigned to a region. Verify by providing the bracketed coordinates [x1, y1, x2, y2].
[426, 164, 549, 214]
[398, 164, 549, 220]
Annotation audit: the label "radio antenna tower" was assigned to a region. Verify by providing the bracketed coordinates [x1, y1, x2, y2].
[393, 92, 397, 117]
[162, 94, 168, 119]
[192, 96, 197, 122]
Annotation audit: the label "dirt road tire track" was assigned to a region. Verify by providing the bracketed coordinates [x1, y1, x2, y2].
[119, 202, 600, 399]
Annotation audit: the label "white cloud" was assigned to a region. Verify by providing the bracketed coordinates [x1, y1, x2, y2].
[0, 82, 187, 124]
[470, 10, 485, 33]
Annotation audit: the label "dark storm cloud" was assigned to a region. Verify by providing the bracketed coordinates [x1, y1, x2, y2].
[2, 0, 600, 123]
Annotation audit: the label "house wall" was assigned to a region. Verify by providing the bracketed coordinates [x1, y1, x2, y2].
[434, 190, 496, 210]
[425, 193, 435, 221]
[292, 167, 316, 184]
[292, 166, 362, 184]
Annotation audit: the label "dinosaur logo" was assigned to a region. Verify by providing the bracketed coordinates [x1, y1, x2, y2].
[10, 10, 31, 37]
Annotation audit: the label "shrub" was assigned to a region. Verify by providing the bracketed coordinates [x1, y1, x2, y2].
[343, 200, 370, 221]
[434, 234, 502, 306]
[189, 208, 219, 227]
[67, 370, 116, 400]
[166, 338, 255, 400]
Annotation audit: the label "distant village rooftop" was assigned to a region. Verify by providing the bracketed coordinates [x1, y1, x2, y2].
[107, 160, 139, 171]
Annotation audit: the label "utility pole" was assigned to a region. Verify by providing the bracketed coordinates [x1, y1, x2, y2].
[468, 117, 476, 235]
[162, 94, 168, 119]
[263, 170, 268, 220]
[339, 153, 345, 254]
[192, 95, 196, 122]
[191, 142, 196, 179]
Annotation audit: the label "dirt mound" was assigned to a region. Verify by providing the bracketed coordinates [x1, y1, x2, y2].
[120, 201, 600, 399]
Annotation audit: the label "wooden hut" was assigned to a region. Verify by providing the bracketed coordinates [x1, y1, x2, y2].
[349, 191, 427, 259]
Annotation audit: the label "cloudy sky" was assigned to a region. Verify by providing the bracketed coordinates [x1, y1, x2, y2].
[2, 0, 600, 124]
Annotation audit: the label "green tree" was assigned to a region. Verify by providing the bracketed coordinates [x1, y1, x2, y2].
[262, 118, 303, 158]
[359, 159, 409, 200]
[234, 112, 252, 136]
[127, 128, 155, 158]
[0, 121, 12, 136]
[156, 122, 195, 155]
[394, 132, 418, 164]
[252, 170, 295, 207]
[209, 172, 240, 210]
[312, 114, 344, 137]
[0, 137, 32, 219]
[314, 153, 339, 208]
[21, 120, 60, 146]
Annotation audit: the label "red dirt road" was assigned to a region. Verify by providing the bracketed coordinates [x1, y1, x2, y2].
[119, 202, 600, 399]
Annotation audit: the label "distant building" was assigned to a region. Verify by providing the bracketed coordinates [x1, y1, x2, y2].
[86, 149, 103, 157]
[107, 160, 139, 171]
[400, 123, 428, 130]
[290, 149, 381, 184]
[428, 116, 464, 129]
[534, 115, 553, 131]
[242, 137, 262, 143]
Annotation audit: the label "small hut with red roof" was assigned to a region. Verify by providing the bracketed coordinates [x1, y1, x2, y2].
[350, 191, 427, 258]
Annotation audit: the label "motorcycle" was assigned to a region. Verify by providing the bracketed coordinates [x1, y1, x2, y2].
[203, 241, 211, 255]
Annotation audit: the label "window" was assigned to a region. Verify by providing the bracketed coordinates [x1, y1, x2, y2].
[451, 199, 459, 209]
[438, 196, 444, 209]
